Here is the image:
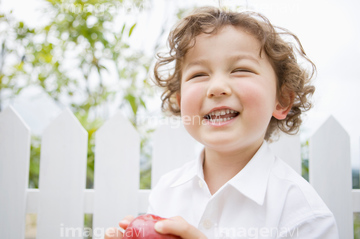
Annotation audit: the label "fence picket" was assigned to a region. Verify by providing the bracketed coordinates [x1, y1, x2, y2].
[269, 133, 301, 174]
[36, 108, 88, 239]
[0, 106, 31, 239]
[151, 123, 199, 188]
[310, 116, 353, 239]
[93, 112, 140, 234]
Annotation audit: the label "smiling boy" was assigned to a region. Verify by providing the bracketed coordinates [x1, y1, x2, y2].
[178, 25, 285, 196]
[105, 6, 339, 239]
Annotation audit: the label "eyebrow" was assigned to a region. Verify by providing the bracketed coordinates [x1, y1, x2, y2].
[230, 54, 260, 64]
[183, 54, 260, 71]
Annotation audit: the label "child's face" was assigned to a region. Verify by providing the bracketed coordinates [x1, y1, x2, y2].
[177, 26, 288, 153]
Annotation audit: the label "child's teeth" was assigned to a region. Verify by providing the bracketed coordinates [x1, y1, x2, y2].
[206, 109, 240, 122]
[209, 116, 235, 123]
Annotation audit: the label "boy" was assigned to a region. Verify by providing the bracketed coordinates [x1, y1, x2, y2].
[106, 6, 339, 239]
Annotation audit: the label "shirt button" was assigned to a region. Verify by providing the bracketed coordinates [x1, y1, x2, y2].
[202, 219, 213, 229]
[198, 180, 204, 188]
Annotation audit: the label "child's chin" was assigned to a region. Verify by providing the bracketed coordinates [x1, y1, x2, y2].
[203, 137, 239, 150]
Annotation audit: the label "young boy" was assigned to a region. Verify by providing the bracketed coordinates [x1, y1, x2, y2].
[106, 6, 339, 239]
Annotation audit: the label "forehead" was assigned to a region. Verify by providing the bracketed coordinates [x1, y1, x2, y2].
[182, 26, 264, 69]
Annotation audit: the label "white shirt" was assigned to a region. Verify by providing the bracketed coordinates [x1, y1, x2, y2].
[148, 141, 339, 239]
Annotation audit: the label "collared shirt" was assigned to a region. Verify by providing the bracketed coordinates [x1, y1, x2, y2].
[148, 141, 339, 239]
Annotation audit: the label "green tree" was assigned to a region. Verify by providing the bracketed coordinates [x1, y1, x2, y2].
[0, 0, 155, 190]
[0, 11, 35, 111]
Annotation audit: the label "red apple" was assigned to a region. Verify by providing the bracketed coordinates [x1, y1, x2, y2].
[123, 214, 180, 239]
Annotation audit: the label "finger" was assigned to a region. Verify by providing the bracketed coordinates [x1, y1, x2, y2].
[118, 215, 135, 230]
[104, 227, 123, 239]
[154, 216, 207, 239]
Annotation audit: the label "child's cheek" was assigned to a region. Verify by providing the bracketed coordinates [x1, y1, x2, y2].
[236, 81, 275, 117]
[180, 84, 204, 116]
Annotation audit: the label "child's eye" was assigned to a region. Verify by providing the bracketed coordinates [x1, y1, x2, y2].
[190, 73, 207, 79]
[232, 68, 253, 74]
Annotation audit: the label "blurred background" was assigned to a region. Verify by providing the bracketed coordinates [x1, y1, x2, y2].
[0, 0, 359, 238]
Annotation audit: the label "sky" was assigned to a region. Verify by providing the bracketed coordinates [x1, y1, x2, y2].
[1, 0, 360, 170]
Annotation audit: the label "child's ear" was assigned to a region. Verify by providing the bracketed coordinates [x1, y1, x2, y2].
[272, 90, 295, 120]
[176, 92, 181, 108]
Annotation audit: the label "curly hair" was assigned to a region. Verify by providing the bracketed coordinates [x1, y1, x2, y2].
[153, 6, 315, 141]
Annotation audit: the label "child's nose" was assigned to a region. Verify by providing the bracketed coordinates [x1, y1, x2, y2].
[206, 76, 232, 98]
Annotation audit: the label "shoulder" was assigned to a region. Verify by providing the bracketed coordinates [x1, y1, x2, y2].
[270, 157, 328, 210]
[149, 160, 196, 199]
[148, 160, 197, 217]
[152, 160, 196, 189]
[268, 156, 337, 231]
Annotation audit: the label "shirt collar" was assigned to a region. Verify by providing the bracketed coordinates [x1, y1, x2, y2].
[228, 141, 275, 205]
[170, 141, 275, 205]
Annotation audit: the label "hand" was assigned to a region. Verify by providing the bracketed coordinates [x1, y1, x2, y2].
[154, 216, 207, 239]
[104, 215, 135, 239]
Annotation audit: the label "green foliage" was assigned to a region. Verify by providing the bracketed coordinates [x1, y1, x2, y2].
[355, 213, 360, 239]
[75, 111, 105, 189]
[301, 140, 309, 181]
[140, 167, 151, 189]
[21, 0, 152, 118]
[0, 12, 35, 111]
[29, 136, 41, 188]
[139, 126, 155, 189]
[353, 169, 360, 189]
[301, 159, 309, 181]
[84, 214, 93, 239]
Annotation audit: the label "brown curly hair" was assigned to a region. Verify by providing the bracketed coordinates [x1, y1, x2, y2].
[153, 6, 315, 141]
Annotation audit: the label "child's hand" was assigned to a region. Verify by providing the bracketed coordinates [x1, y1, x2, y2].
[104, 215, 135, 239]
[154, 216, 207, 239]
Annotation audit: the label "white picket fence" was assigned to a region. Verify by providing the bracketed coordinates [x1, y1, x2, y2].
[0, 106, 359, 239]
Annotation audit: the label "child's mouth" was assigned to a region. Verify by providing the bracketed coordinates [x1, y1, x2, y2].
[203, 109, 240, 123]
